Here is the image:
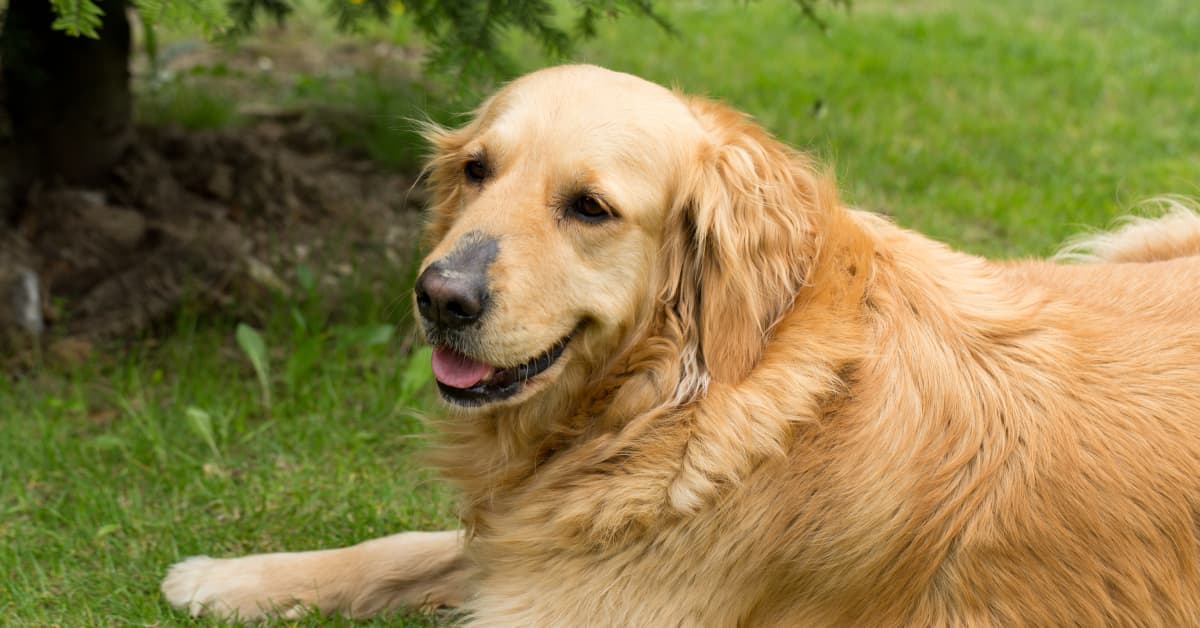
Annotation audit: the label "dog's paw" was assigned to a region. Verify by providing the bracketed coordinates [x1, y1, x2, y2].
[162, 555, 309, 620]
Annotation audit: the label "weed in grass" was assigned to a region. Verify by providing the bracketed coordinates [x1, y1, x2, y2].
[235, 323, 272, 411]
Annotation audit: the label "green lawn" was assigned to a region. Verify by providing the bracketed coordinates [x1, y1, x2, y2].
[3, 0, 1199, 624]
[557, 0, 1200, 257]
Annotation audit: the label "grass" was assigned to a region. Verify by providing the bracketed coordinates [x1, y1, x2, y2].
[4, 0, 1199, 624]
[2, 290, 454, 625]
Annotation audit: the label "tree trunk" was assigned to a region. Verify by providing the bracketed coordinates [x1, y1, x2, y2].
[1, 0, 132, 196]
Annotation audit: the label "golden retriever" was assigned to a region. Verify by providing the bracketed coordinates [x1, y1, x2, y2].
[163, 64, 1200, 626]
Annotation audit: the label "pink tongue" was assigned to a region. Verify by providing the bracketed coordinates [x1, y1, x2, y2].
[431, 347, 495, 389]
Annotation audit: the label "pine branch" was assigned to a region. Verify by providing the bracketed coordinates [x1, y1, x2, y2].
[175, 0, 234, 35]
[47, 0, 851, 92]
[133, 0, 232, 35]
[49, 0, 106, 38]
[226, 0, 293, 35]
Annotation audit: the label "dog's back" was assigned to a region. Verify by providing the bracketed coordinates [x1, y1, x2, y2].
[1013, 201, 1200, 322]
[741, 205, 1200, 626]
[1056, 198, 1200, 264]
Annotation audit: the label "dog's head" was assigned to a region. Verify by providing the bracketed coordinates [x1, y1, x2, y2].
[417, 65, 830, 410]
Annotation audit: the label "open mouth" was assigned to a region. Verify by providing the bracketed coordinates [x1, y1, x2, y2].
[431, 334, 572, 406]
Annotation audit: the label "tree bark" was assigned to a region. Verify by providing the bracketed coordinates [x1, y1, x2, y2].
[1, 0, 132, 195]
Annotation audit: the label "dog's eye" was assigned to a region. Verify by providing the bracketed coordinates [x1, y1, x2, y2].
[464, 159, 487, 183]
[567, 194, 612, 222]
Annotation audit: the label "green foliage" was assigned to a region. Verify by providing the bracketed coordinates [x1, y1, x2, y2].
[134, 0, 233, 36]
[286, 71, 455, 171]
[49, 0, 847, 82]
[137, 71, 242, 129]
[398, 0, 667, 82]
[235, 322, 272, 409]
[183, 405, 222, 458]
[49, 0, 105, 37]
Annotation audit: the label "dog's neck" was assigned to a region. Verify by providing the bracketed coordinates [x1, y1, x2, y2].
[428, 321, 694, 536]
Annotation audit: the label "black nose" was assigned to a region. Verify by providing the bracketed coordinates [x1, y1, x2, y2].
[415, 233, 498, 329]
[415, 263, 488, 328]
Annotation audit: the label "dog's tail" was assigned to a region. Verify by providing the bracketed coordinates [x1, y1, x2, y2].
[1054, 196, 1200, 263]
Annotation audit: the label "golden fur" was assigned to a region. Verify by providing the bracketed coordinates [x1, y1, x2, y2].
[164, 65, 1200, 626]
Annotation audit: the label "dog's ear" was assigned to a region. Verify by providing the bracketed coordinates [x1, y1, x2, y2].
[417, 121, 476, 249]
[664, 98, 833, 384]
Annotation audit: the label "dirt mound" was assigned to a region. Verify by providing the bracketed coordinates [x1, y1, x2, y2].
[1, 114, 425, 352]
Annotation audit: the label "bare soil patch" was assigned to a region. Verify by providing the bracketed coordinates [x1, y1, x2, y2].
[1, 112, 425, 355]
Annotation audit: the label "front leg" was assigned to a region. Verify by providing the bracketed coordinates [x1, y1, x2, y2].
[162, 530, 472, 620]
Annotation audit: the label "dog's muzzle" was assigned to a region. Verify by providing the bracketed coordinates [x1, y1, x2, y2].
[415, 231, 498, 332]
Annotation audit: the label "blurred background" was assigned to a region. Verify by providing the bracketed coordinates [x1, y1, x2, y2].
[1, 0, 1197, 623]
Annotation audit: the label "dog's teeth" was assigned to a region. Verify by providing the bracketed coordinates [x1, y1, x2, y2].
[480, 371, 494, 382]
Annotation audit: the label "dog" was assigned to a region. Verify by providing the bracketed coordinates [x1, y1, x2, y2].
[163, 64, 1200, 625]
